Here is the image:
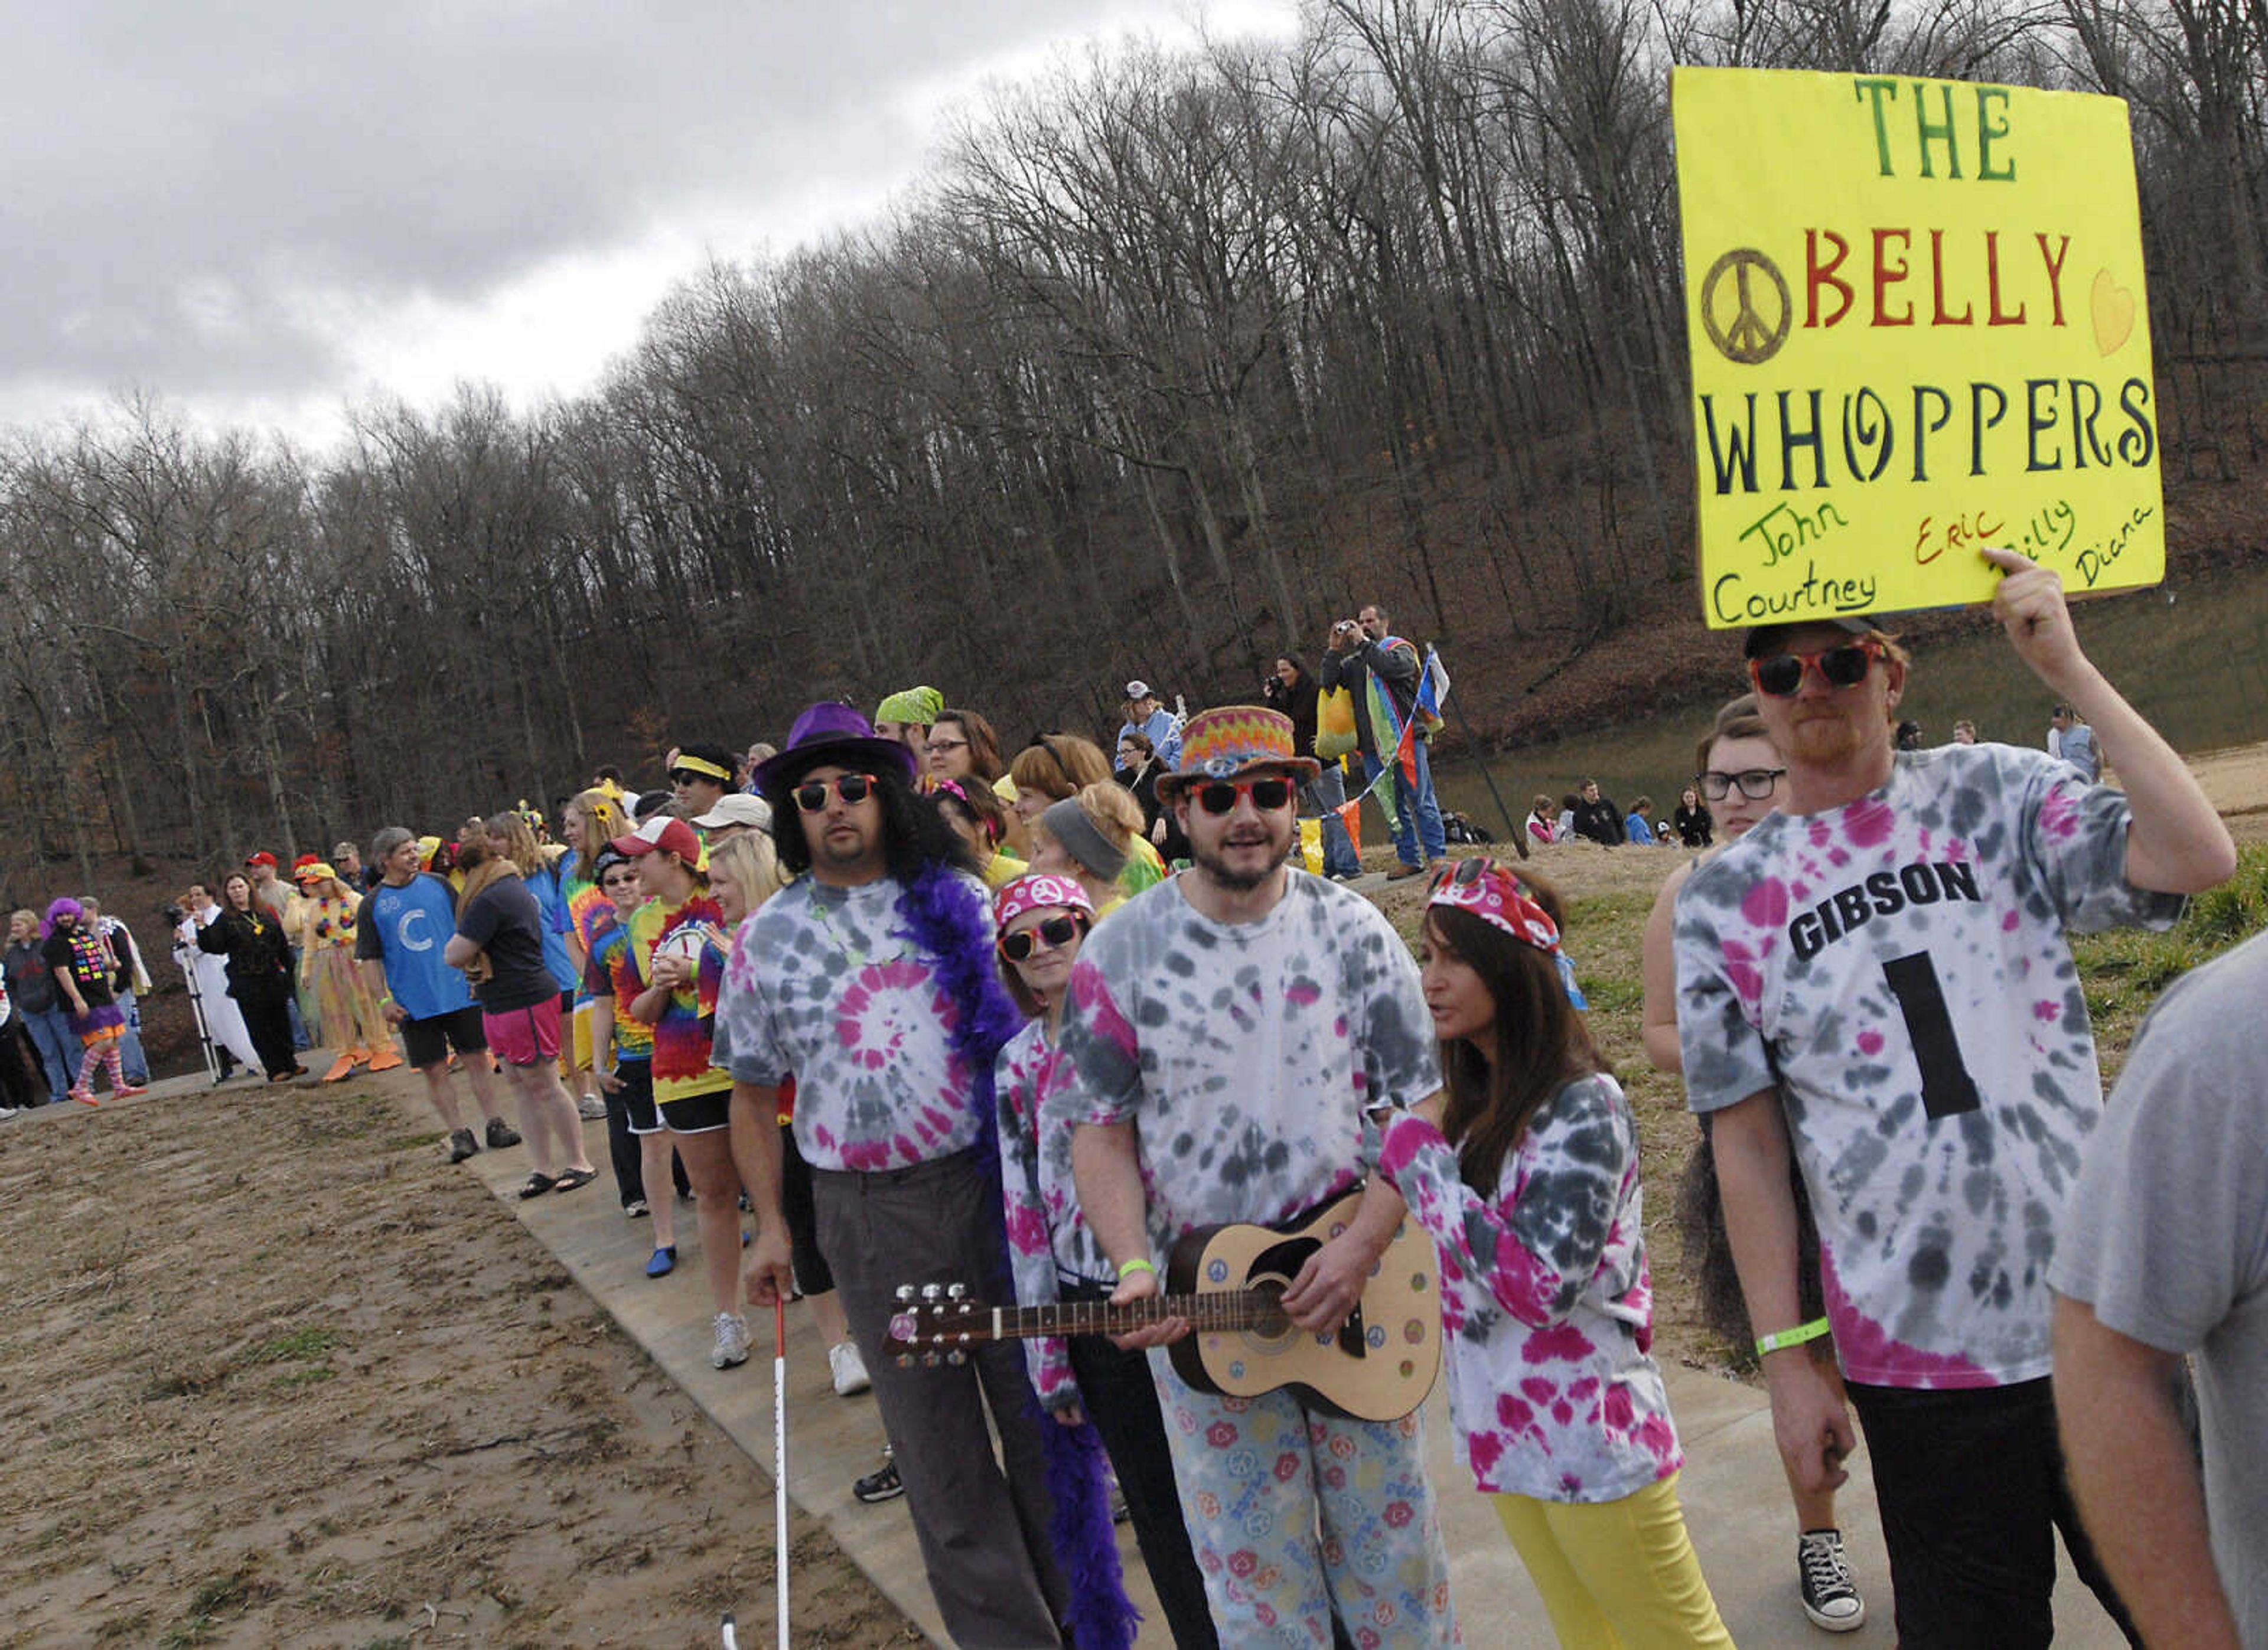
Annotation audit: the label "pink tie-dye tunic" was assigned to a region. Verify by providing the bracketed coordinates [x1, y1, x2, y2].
[1378, 1076, 1680, 1502]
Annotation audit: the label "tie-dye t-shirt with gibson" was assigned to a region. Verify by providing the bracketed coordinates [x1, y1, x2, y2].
[1675, 743, 2182, 1389]
[1048, 872, 1441, 1254]
[712, 875, 987, 1172]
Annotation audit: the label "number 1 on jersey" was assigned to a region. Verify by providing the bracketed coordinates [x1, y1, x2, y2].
[1882, 952, 1982, 1120]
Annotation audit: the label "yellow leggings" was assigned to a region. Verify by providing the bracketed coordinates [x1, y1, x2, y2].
[1491, 1471, 1735, 1649]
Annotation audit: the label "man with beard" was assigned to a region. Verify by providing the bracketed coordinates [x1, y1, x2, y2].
[1674, 546, 2234, 1644]
[720, 703, 1073, 1648]
[1055, 705, 1458, 1645]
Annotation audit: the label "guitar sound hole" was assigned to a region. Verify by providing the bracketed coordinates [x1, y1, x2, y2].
[1244, 1280, 1293, 1342]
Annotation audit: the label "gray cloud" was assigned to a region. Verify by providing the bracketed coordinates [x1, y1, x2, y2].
[0, 1, 1155, 405]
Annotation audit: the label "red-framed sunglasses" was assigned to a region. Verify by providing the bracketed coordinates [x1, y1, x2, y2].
[1748, 637, 1884, 699]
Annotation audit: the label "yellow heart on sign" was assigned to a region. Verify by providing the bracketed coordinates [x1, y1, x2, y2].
[2092, 268, 2136, 356]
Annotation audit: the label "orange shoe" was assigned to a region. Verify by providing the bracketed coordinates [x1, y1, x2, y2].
[322, 1054, 357, 1083]
[366, 1048, 403, 1072]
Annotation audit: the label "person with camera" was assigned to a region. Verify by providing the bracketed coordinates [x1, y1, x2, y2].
[1264, 653, 1362, 881]
[1317, 602, 1445, 881]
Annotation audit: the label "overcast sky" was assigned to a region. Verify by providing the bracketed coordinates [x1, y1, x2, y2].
[0, 1, 1299, 452]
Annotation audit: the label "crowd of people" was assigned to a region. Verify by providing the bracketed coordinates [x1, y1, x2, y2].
[12, 564, 2260, 1649]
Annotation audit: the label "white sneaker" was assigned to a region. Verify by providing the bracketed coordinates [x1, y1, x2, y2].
[829, 1339, 871, 1395]
[712, 1312, 752, 1369]
[0, 1106, 17, 1120]
[576, 1091, 607, 1120]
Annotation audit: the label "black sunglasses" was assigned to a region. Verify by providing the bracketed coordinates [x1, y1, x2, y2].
[1749, 638, 1881, 699]
[1193, 777, 1295, 816]
[793, 774, 877, 813]
[1697, 767, 1787, 801]
[1000, 912, 1087, 961]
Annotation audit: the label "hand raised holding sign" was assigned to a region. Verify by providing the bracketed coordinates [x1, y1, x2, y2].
[1983, 544, 2086, 686]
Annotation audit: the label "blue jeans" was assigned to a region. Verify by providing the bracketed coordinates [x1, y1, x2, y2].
[1302, 765, 1363, 878]
[21, 1005, 75, 1099]
[1364, 737, 1446, 868]
[116, 991, 149, 1085]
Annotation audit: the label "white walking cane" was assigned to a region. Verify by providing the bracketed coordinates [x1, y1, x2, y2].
[773, 1294, 790, 1649]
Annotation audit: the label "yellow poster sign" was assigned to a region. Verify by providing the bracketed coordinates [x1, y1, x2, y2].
[1674, 68, 2162, 628]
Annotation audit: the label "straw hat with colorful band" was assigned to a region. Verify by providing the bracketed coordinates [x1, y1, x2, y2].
[1428, 856, 1589, 1010]
[875, 686, 944, 728]
[1156, 705, 1321, 801]
[995, 872, 1094, 931]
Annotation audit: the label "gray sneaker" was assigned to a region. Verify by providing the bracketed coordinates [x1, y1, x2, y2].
[484, 1116, 522, 1150]
[712, 1312, 752, 1370]
[447, 1127, 479, 1163]
[576, 1091, 607, 1120]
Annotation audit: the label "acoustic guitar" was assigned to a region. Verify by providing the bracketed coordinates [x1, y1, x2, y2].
[884, 1188, 1442, 1422]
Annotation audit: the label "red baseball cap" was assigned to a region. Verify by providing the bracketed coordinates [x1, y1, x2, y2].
[610, 815, 702, 863]
[244, 851, 278, 869]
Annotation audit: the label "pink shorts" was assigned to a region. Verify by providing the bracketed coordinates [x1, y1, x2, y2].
[482, 996, 562, 1068]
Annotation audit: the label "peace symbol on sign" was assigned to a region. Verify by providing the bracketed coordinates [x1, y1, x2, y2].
[1700, 249, 1792, 366]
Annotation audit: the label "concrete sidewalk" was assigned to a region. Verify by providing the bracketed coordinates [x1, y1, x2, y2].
[445, 1097, 2133, 1649]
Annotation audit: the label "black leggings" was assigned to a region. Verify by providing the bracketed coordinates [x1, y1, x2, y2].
[239, 997, 297, 1078]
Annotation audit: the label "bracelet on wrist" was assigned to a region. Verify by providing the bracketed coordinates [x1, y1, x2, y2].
[1755, 1317, 1832, 1357]
[1116, 1257, 1157, 1281]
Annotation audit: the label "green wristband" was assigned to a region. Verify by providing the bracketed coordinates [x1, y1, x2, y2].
[1116, 1257, 1157, 1281]
[1755, 1317, 1832, 1357]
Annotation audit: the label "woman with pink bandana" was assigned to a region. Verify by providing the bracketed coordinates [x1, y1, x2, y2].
[1374, 857, 1731, 1648]
[991, 872, 1216, 1648]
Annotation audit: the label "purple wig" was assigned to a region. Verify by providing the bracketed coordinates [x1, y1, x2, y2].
[43, 898, 83, 935]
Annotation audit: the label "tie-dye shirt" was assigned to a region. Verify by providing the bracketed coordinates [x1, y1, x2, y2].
[1378, 1075, 1679, 1502]
[1674, 744, 2182, 1388]
[628, 894, 731, 1104]
[995, 1019, 1110, 1410]
[712, 875, 986, 1172]
[1050, 871, 1441, 1253]
[581, 902, 654, 1060]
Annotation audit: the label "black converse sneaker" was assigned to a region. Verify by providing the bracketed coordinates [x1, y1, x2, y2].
[1797, 1528, 1865, 1632]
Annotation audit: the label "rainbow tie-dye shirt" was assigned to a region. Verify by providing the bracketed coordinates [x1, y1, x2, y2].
[628, 894, 731, 1105]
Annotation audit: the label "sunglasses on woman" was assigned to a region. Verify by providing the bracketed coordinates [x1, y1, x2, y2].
[1748, 637, 1882, 699]
[1697, 767, 1787, 801]
[792, 774, 876, 813]
[1192, 777, 1295, 816]
[1000, 913, 1087, 962]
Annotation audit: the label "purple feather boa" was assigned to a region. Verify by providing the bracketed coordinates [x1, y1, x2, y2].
[894, 863, 1140, 1650]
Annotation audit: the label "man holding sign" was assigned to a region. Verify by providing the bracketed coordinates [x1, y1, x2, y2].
[1672, 546, 2231, 1642]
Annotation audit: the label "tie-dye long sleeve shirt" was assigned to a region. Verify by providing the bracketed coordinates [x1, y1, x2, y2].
[1377, 1075, 1679, 1502]
[713, 875, 986, 1172]
[1050, 872, 1441, 1254]
[1674, 744, 2183, 1388]
[994, 1019, 1110, 1409]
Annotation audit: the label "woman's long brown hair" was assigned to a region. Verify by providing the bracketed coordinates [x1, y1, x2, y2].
[1427, 901, 1610, 1197]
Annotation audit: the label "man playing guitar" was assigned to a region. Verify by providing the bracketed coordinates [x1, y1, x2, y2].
[1053, 706, 1460, 1646]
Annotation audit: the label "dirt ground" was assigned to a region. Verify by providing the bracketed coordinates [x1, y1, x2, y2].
[0, 1080, 918, 1648]
[4, 742, 2259, 1647]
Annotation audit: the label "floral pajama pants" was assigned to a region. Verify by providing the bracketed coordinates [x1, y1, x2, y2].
[1152, 1355, 1458, 1646]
